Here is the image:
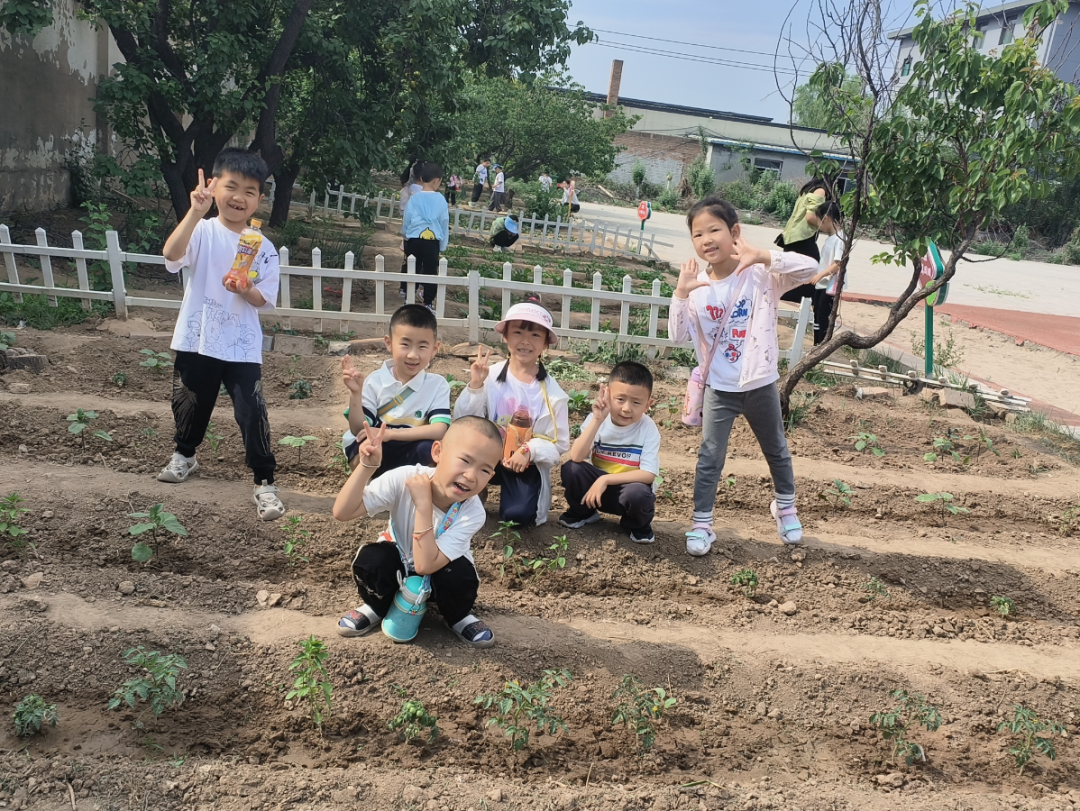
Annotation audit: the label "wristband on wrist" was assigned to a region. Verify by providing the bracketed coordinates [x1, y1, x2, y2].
[359, 459, 379, 469]
[412, 526, 434, 539]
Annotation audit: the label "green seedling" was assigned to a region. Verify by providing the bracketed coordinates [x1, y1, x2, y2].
[525, 534, 570, 575]
[0, 492, 31, 555]
[925, 434, 970, 464]
[819, 479, 854, 508]
[851, 431, 885, 457]
[128, 503, 188, 564]
[289, 379, 313, 400]
[997, 704, 1064, 775]
[109, 647, 187, 728]
[862, 577, 890, 602]
[611, 674, 677, 754]
[721, 474, 737, 502]
[0, 330, 15, 350]
[493, 520, 522, 577]
[730, 568, 759, 598]
[1060, 506, 1079, 538]
[990, 595, 1016, 618]
[279, 434, 318, 464]
[139, 348, 173, 373]
[870, 689, 942, 766]
[566, 389, 591, 413]
[475, 668, 573, 751]
[112, 371, 128, 388]
[445, 373, 467, 391]
[287, 636, 333, 731]
[13, 694, 58, 737]
[282, 515, 310, 566]
[206, 421, 223, 455]
[915, 492, 969, 527]
[388, 699, 439, 743]
[975, 429, 1001, 462]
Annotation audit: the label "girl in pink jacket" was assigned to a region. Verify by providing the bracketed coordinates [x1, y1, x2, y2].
[669, 197, 818, 556]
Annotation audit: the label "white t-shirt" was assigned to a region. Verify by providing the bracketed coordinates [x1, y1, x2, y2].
[361, 362, 451, 429]
[539, 174, 552, 192]
[493, 172, 505, 193]
[475, 164, 489, 185]
[700, 274, 765, 392]
[164, 217, 279, 364]
[362, 464, 485, 568]
[491, 372, 547, 430]
[581, 413, 662, 492]
[816, 230, 847, 293]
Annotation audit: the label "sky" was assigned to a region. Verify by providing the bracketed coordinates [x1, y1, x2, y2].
[563, 0, 921, 122]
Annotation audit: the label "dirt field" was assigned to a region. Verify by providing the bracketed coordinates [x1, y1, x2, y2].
[1, 304, 1079, 811]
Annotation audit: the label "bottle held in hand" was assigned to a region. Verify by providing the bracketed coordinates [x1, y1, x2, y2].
[223, 219, 263, 289]
[503, 408, 533, 460]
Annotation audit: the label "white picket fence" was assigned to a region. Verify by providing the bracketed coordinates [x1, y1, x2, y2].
[0, 224, 813, 364]
[267, 180, 672, 260]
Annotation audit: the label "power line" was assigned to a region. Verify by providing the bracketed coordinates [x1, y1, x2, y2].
[591, 40, 800, 76]
[592, 27, 780, 59]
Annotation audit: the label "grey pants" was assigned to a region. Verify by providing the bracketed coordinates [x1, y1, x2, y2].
[693, 383, 795, 520]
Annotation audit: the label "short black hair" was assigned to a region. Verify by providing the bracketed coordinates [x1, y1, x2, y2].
[609, 361, 653, 394]
[421, 162, 443, 183]
[212, 148, 269, 186]
[446, 415, 503, 447]
[389, 303, 438, 338]
[686, 196, 738, 232]
[816, 200, 843, 224]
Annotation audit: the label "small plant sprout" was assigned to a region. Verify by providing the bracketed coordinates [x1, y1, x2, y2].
[128, 503, 188, 564]
[279, 435, 318, 464]
[975, 429, 1001, 462]
[566, 389, 591, 413]
[112, 371, 128, 388]
[66, 409, 112, 446]
[869, 689, 942, 766]
[1060, 506, 1079, 538]
[0, 330, 15, 350]
[990, 595, 1016, 618]
[109, 647, 187, 727]
[925, 433, 970, 464]
[0, 492, 31, 555]
[289, 379, 313, 400]
[730, 568, 759, 598]
[862, 578, 890, 602]
[493, 520, 522, 577]
[722, 474, 737, 502]
[444, 373, 467, 391]
[287, 636, 333, 731]
[475, 668, 573, 751]
[819, 479, 854, 508]
[282, 515, 310, 566]
[13, 694, 59, 737]
[206, 421, 223, 455]
[526, 534, 570, 575]
[997, 704, 1065, 775]
[915, 492, 969, 527]
[851, 430, 886, 457]
[139, 348, 173, 373]
[388, 699, 439, 743]
[611, 675, 677, 754]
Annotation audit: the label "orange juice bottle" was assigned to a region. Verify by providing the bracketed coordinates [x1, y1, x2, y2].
[503, 408, 533, 460]
[223, 219, 263, 288]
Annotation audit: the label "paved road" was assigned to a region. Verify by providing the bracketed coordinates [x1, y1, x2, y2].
[580, 200, 1080, 318]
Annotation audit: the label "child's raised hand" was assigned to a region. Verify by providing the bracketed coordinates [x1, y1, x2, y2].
[189, 168, 217, 218]
[358, 422, 386, 468]
[675, 258, 710, 298]
[404, 472, 434, 506]
[592, 383, 610, 420]
[732, 235, 769, 275]
[469, 344, 492, 388]
[341, 356, 365, 394]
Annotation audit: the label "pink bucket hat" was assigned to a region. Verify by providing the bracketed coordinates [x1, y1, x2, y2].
[494, 301, 558, 346]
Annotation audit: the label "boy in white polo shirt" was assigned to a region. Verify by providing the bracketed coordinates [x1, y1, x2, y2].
[340, 304, 451, 476]
[559, 361, 660, 543]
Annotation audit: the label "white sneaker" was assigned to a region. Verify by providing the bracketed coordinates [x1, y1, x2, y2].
[685, 526, 716, 557]
[770, 500, 803, 545]
[253, 480, 286, 521]
[158, 453, 198, 483]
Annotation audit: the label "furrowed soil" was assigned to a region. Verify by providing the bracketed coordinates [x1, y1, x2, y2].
[2, 319, 1080, 811]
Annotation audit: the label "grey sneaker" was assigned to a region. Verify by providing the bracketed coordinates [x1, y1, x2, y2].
[158, 453, 198, 483]
[253, 480, 285, 521]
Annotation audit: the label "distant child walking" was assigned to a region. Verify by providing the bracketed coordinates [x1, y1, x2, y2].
[488, 164, 507, 212]
[402, 162, 449, 310]
[806, 201, 849, 345]
[159, 148, 285, 521]
[445, 173, 462, 206]
[670, 197, 819, 555]
[471, 157, 491, 205]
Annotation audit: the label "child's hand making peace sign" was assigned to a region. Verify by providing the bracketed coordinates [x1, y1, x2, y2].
[592, 383, 610, 421]
[469, 344, 492, 389]
[341, 356, 365, 394]
[356, 422, 387, 469]
[189, 168, 217, 219]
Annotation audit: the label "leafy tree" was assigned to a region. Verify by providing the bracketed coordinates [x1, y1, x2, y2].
[791, 71, 866, 132]
[452, 73, 633, 181]
[779, 0, 1080, 413]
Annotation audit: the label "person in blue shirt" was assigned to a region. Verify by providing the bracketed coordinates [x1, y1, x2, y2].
[402, 162, 450, 313]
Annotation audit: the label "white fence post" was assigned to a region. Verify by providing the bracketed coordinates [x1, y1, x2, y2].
[341, 251, 354, 333]
[105, 230, 127, 320]
[589, 271, 602, 353]
[502, 262, 512, 318]
[375, 254, 385, 316]
[0, 224, 21, 303]
[647, 279, 661, 360]
[279, 246, 292, 328]
[618, 275, 631, 349]
[311, 246, 323, 334]
[788, 297, 812, 366]
[436, 257, 448, 319]
[560, 268, 573, 347]
[71, 230, 91, 310]
[405, 254, 416, 304]
[468, 270, 480, 344]
[34, 228, 57, 307]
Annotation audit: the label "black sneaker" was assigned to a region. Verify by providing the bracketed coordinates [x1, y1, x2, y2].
[337, 607, 378, 638]
[630, 528, 655, 544]
[451, 616, 495, 648]
[559, 511, 601, 529]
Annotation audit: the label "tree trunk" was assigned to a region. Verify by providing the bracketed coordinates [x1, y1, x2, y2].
[270, 162, 301, 227]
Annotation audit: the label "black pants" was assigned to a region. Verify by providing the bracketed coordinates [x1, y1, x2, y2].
[471, 183, 484, 203]
[490, 231, 519, 249]
[403, 237, 440, 307]
[568, 203, 580, 214]
[560, 460, 655, 533]
[489, 462, 542, 527]
[445, 189, 457, 206]
[774, 232, 820, 262]
[351, 542, 479, 627]
[172, 351, 276, 484]
[811, 290, 835, 345]
[345, 436, 434, 477]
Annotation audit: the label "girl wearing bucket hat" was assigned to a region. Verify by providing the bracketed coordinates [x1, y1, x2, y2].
[452, 295, 570, 526]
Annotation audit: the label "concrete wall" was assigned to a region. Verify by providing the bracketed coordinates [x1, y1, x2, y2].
[607, 131, 700, 186]
[0, 0, 117, 212]
[710, 145, 815, 185]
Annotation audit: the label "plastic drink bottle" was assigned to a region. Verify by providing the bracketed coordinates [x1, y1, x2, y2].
[503, 408, 533, 460]
[223, 219, 263, 288]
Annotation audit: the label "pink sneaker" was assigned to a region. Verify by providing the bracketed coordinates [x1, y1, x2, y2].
[770, 501, 803, 545]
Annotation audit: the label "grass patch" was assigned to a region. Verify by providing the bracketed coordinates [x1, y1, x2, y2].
[0, 292, 112, 329]
[1007, 410, 1080, 465]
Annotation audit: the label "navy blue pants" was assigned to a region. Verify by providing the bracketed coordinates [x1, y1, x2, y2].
[489, 462, 542, 527]
[560, 460, 655, 534]
[351, 542, 478, 626]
